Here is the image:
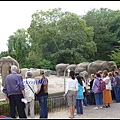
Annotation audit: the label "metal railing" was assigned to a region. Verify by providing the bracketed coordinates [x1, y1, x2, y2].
[0, 94, 68, 116]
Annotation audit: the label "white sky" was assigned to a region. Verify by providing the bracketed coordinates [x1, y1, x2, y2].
[0, 1, 120, 53]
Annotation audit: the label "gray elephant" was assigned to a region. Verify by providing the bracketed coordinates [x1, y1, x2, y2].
[55, 63, 69, 76]
[75, 62, 90, 73]
[87, 60, 118, 78]
[65, 64, 77, 77]
[0, 56, 19, 86]
[66, 64, 77, 71]
[80, 70, 89, 84]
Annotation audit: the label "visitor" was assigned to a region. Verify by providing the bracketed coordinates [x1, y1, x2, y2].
[63, 70, 78, 118]
[76, 75, 84, 115]
[23, 70, 38, 118]
[2, 65, 27, 118]
[36, 70, 49, 119]
[92, 72, 103, 110]
[102, 70, 112, 108]
[113, 71, 120, 102]
[81, 76, 88, 107]
[89, 74, 96, 105]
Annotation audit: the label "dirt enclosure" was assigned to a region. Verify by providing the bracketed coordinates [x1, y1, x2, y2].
[0, 75, 66, 100]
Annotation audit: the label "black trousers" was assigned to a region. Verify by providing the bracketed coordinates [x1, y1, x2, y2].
[8, 94, 27, 118]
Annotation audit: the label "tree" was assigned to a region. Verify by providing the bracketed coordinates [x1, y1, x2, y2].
[0, 51, 8, 58]
[28, 8, 97, 66]
[7, 28, 31, 68]
[109, 49, 120, 67]
[82, 8, 120, 61]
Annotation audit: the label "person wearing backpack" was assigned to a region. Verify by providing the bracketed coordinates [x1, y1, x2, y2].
[102, 70, 112, 108]
[92, 72, 104, 110]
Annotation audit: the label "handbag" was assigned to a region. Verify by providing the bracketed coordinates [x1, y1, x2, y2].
[26, 80, 38, 101]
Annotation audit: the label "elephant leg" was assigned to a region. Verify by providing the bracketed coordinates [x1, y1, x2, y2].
[1, 63, 10, 86]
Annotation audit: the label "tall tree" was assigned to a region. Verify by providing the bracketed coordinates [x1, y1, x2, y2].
[82, 8, 120, 61]
[7, 28, 31, 68]
[28, 8, 97, 65]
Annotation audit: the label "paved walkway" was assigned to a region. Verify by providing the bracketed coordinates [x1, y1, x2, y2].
[33, 101, 120, 119]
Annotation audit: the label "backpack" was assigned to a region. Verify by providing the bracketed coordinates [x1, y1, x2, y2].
[96, 78, 106, 92]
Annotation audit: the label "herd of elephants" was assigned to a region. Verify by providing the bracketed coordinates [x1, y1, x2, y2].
[0, 56, 119, 87]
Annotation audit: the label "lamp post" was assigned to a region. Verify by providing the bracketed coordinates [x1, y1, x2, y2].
[64, 69, 70, 92]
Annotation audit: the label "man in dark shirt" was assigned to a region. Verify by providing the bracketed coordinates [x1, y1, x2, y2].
[2, 65, 27, 118]
[113, 71, 120, 102]
[89, 74, 95, 105]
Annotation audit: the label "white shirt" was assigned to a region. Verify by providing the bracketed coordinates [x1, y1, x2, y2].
[65, 78, 78, 94]
[23, 78, 38, 102]
[103, 76, 111, 90]
[82, 81, 86, 92]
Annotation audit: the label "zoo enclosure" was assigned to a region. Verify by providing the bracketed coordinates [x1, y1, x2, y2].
[0, 93, 68, 116]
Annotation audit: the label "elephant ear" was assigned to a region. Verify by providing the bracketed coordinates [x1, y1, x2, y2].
[107, 61, 117, 71]
[7, 56, 20, 69]
[0, 57, 6, 67]
[7, 56, 16, 64]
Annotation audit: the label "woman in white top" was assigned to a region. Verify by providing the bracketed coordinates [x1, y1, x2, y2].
[63, 70, 78, 119]
[23, 70, 38, 118]
[102, 70, 112, 108]
[82, 77, 88, 106]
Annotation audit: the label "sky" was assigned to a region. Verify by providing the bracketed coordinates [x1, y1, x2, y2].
[0, 1, 120, 53]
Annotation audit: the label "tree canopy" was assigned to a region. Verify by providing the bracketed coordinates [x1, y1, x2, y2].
[0, 7, 120, 69]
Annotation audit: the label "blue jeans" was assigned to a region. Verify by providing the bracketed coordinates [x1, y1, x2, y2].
[111, 86, 116, 100]
[38, 95, 48, 118]
[83, 96, 87, 106]
[76, 99, 83, 114]
[114, 87, 120, 102]
[94, 92, 103, 105]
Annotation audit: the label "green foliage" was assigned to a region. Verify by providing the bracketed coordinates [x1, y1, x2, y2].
[37, 59, 54, 70]
[7, 29, 31, 68]
[0, 51, 9, 58]
[27, 8, 96, 66]
[109, 49, 120, 67]
[1, 7, 120, 68]
[0, 102, 10, 116]
[82, 8, 120, 61]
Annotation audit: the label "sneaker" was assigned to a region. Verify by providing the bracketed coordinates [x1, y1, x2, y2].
[75, 109, 77, 113]
[94, 107, 98, 110]
[103, 105, 108, 108]
[108, 104, 110, 107]
[99, 106, 103, 109]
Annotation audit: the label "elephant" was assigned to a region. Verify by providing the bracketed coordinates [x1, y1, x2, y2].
[65, 64, 77, 77]
[55, 63, 69, 76]
[66, 64, 77, 71]
[87, 60, 118, 79]
[20, 68, 29, 78]
[75, 62, 90, 73]
[0, 56, 19, 86]
[79, 70, 89, 84]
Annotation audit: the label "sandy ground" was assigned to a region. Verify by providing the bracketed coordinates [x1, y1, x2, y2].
[29, 101, 120, 119]
[0, 75, 66, 100]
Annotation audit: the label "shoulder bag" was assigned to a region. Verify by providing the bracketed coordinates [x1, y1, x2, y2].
[26, 79, 38, 101]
